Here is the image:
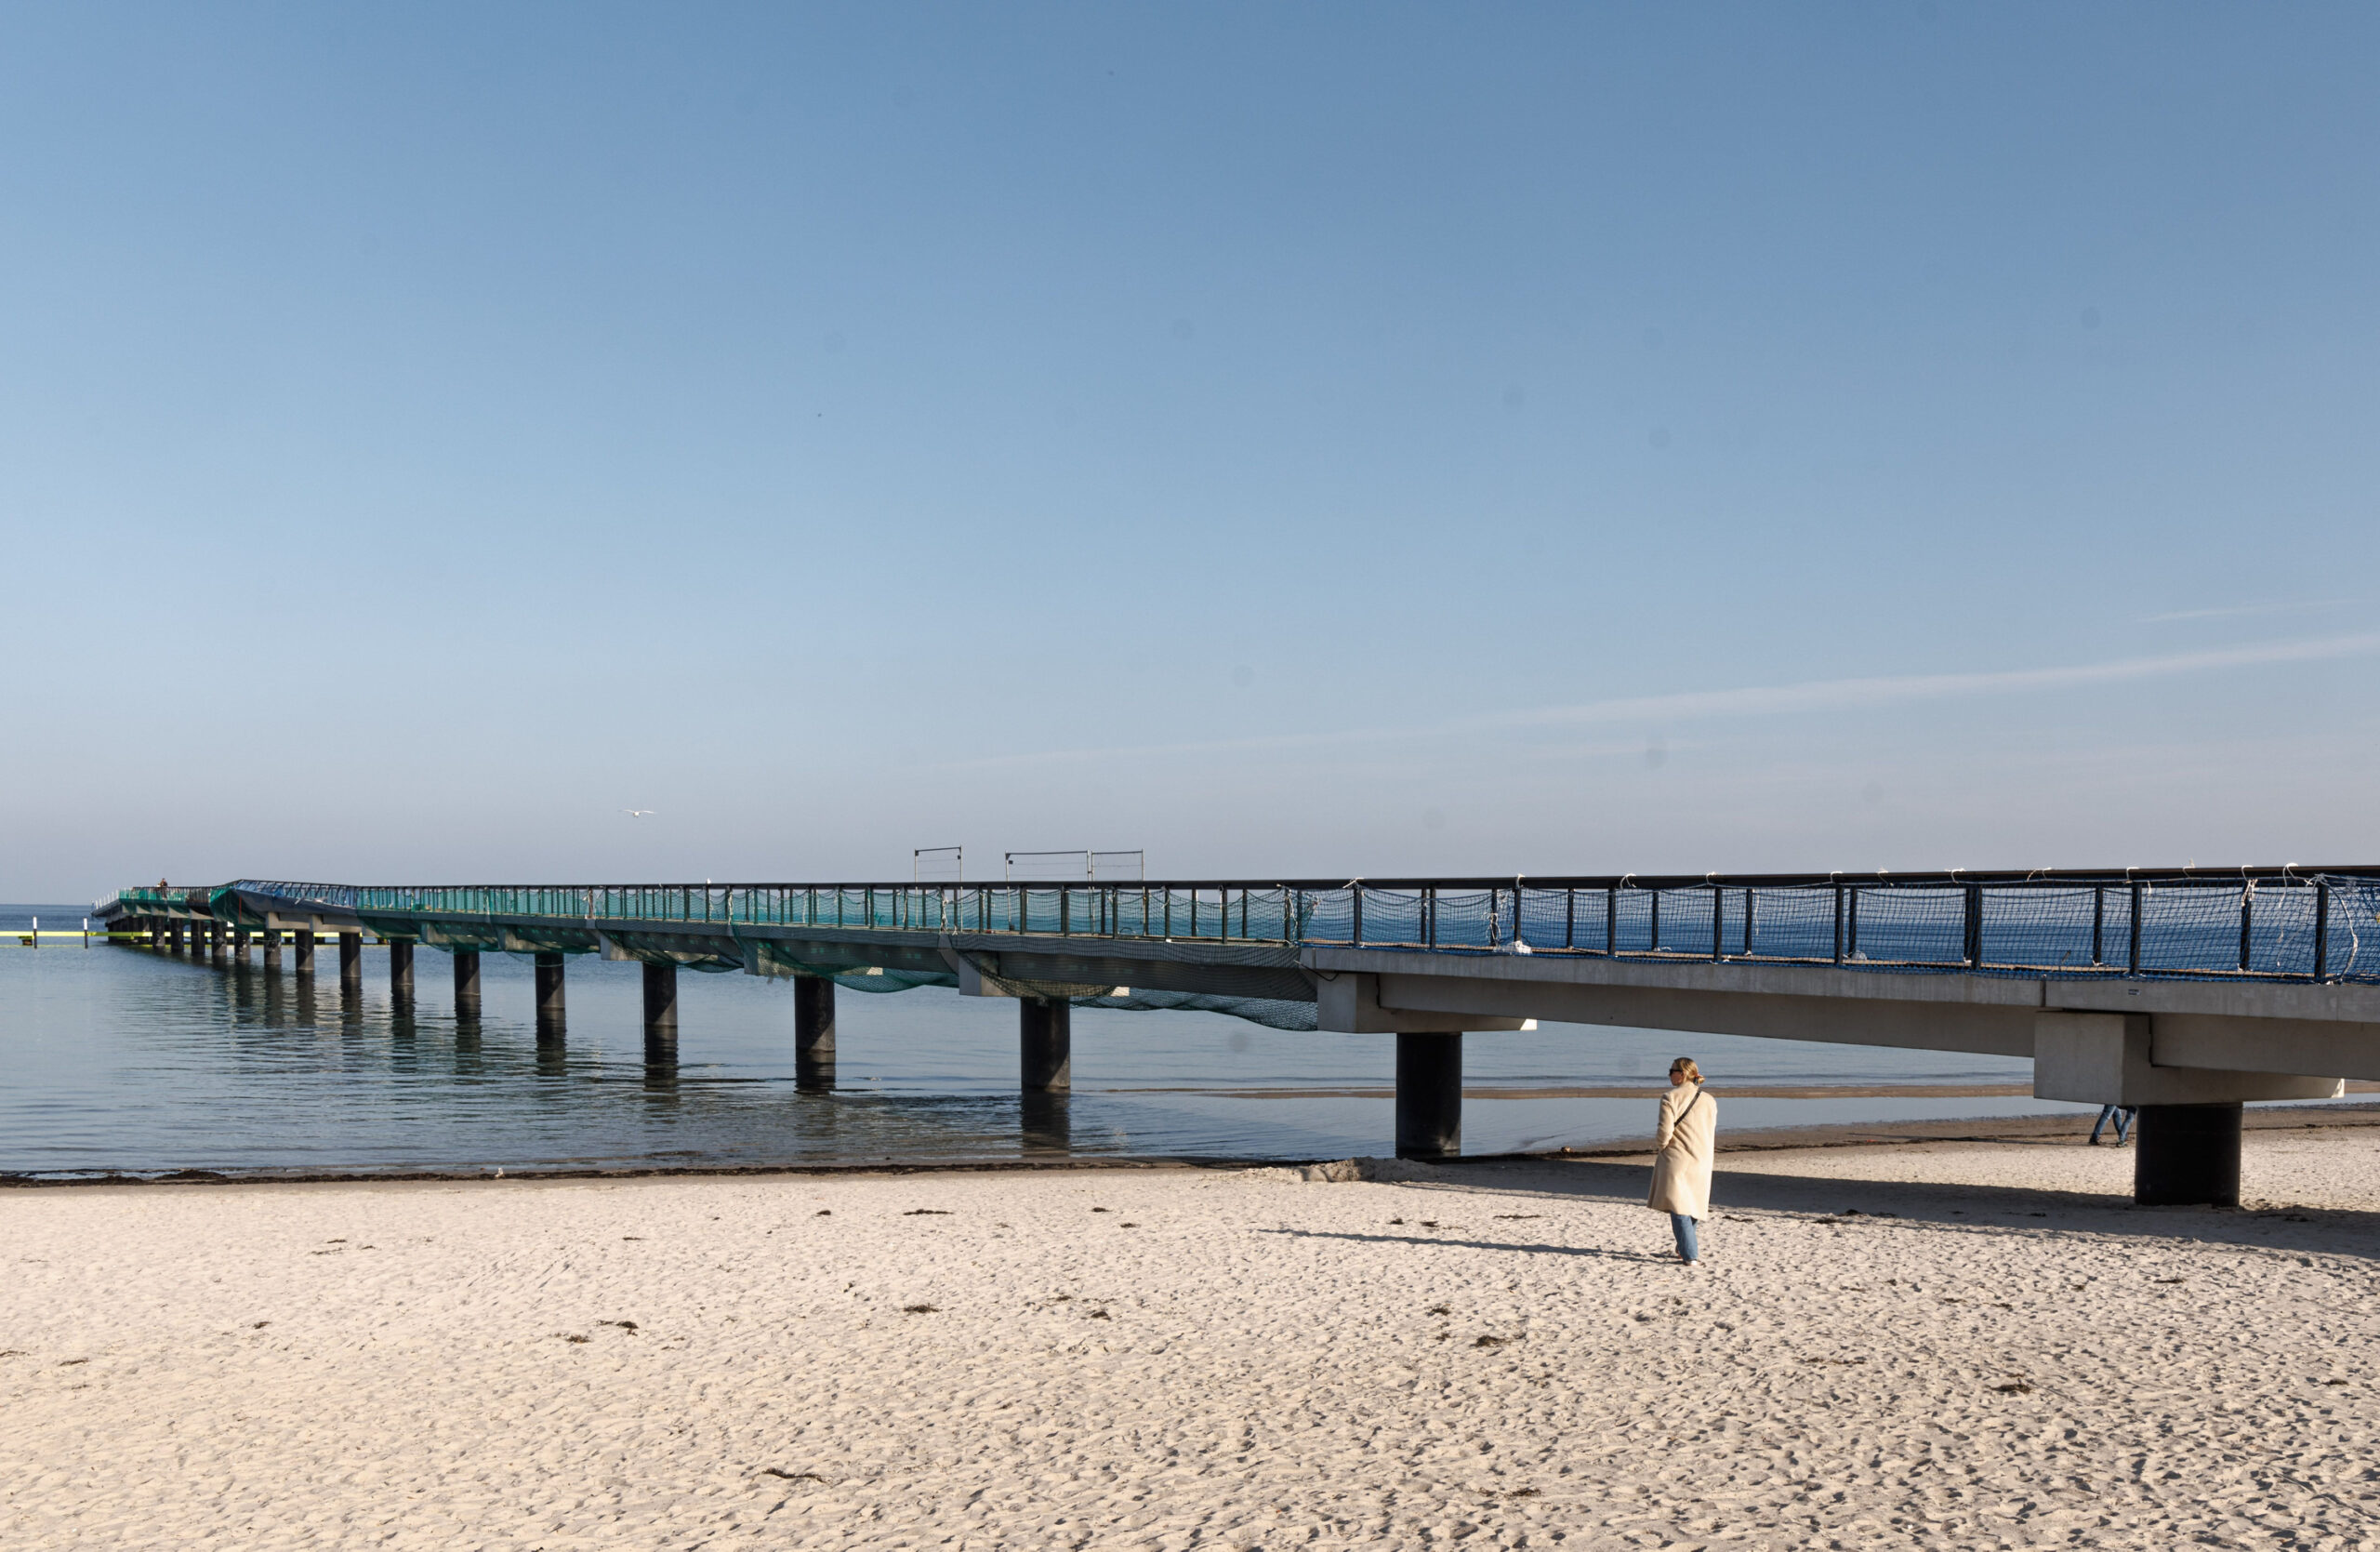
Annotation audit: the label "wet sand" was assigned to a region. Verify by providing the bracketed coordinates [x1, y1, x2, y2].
[5, 1120, 2378, 1547]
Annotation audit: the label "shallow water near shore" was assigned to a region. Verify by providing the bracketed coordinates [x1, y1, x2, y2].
[2, 902, 2096, 1176]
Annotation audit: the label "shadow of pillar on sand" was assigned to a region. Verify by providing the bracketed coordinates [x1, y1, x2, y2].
[1312, 1110, 2380, 1263]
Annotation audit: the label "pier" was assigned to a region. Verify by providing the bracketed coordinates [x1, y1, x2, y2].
[94, 868, 2380, 1204]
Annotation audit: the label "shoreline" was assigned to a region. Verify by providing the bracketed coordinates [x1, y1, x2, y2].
[10, 1097, 2378, 1191]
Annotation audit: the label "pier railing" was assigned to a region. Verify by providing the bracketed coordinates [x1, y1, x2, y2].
[110, 869, 2380, 985]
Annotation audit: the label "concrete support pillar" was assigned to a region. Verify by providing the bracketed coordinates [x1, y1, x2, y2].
[642, 962, 678, 1054]
[452, 950, 481, 1013]
[232, 928, 251, 964]
[338, 932, 363, 988]
[794, 975, 836, 1091]
[262, 930, 282, 971]
[390, 940, 414, 998]
[1395, 1032, 1463, 1160]
[2135, 1103, 2242, 1207]
[293, 931, 315, 976]
[534, 952, 566, 1029]
[1021, 998, 1072, 1093]
[209, 923, 227, 962]
[148, 920, 163, 948]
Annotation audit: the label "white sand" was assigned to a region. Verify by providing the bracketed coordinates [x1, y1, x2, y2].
[5, 1130, 2380, 1550]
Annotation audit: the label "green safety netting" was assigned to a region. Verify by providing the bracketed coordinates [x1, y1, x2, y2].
[742, 937, 959, 993]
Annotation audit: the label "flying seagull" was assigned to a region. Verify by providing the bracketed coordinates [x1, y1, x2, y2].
[624, 809, 656, 818]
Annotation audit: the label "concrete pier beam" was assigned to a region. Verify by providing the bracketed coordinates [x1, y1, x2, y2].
[390, 941, 414, 998]
[338, 933, 363, 989]
[2135, 1103, 2242, 1207]
[1395, 1032, 1463, 1159]
[534, 952, 566, 1030]
[795, 975, 836, 1091]
[1021, 998, 1072, 1093]
[452, 950, 481, 1013]
[261, 930, 281, 971]
[642, 962, 678, 1055]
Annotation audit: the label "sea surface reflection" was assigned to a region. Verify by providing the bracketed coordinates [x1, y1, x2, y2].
[1, 903, 2077, 1177]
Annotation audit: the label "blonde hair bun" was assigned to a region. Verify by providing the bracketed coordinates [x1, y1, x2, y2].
[1671, 1057, 1703, 1084]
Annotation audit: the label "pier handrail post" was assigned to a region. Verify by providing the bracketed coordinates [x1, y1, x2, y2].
[2128, 881, 2145, 975]
[2315, 880, 2331, 981]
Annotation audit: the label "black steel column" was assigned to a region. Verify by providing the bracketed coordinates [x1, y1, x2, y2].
[794, 975, 836, 1091]
[1021, 998, 1071, 1093]
[338, 932, 363, 989]
[390, 940, 414, 998]
[1395, 1032, 1463, 1159]
[2135, 1103, 2242, 1207]
[452, 949, 481, 1014]
[534, 951, 566, 1030]
[642, 962, 678, 1055]
[293, 931, 315, 976]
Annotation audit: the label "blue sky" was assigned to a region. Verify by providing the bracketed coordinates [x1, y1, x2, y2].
[4, 4, 2376, 896]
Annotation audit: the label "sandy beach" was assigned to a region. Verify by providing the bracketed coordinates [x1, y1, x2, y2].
[6, 1121, 2379, 1550]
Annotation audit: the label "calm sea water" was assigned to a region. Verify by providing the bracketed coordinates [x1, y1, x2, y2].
[0, 903, 2082, 1178]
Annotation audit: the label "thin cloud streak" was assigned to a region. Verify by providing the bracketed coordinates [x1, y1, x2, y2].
[941, 632, 2380, 772]
[1479, 631, 2380, 730]
[2136, 598, 2354, 624]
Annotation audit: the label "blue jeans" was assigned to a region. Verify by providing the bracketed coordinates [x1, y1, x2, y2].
[1670, 1213, 1699, 1261]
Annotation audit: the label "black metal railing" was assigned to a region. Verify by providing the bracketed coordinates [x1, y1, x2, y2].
[107, 867, 2380, 984]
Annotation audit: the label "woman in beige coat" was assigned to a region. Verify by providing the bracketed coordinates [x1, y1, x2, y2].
[1647, 1057, 1716, 1264]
